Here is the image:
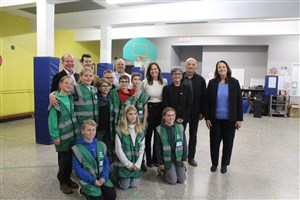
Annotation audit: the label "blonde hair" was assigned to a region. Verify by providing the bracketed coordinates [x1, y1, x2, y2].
[120, 105, 142, 135]
[58, 75, 73, 92]
[82, 119, 96, 131]
[78, 67, 94, 84]
[161, 107, 176, 123]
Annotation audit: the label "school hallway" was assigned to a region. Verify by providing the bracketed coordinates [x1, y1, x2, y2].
[0, 114, 299, 200]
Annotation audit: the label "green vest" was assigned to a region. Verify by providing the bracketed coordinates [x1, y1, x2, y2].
[72, 141, 113, 197]
[109, 89, 135, 139]
[114, 127, 145, 178]
[49, 95, 79, 152]
[73, 84, 98, 125]
[156, 124, 184, 169]
[131, 91, 149, 124]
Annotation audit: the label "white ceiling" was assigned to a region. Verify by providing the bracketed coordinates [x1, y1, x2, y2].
[1, 0, 300, 40]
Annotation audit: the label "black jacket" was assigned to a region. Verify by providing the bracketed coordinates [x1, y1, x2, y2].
[50, 70, 79, 92]
[162, 83, 192, 123]
[182, 72, 206, 118]
[205, 77, 243, 122]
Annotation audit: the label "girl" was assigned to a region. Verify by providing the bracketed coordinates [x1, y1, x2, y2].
[50, 67, 98, 127]
[48, 76, 79, 194]
[155, 107, 187, 185]
[114, 105, 145, 189]
[74, 67, 99, 126]
[72, 120, 116, 200]
[140, 62, 167, 167]
[96, 78, 113, 162]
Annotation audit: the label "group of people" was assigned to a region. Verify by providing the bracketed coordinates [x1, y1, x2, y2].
[48, 53, 243, 200]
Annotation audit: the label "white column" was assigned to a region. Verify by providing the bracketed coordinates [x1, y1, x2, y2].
[36, 0, 54, 56]
[100, 24, 112, 63]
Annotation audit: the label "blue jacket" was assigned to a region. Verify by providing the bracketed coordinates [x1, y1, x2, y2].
[72, 138, 110, 185]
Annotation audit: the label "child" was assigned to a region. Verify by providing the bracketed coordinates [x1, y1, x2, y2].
[114, 105, 145, 189]
[74, 67, 99, 126]
[50, 67, 98, 128]
[72, 120, 116, 200]
[48, 76, 79, 194]
[96, 78, 113, 162]
[155, 107, 188, 185]
[131, 73, 149, 171]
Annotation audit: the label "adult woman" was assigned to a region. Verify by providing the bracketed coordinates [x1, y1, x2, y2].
[141, 62, 167, 167]
[162, 67, 192, 128]
[205, 60, 243, 173]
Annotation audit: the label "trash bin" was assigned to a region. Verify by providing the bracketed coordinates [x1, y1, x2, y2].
[253, 98, 262, 118]
[243, 99, 250, 113]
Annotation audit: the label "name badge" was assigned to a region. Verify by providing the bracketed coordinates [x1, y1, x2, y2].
[176, 141, 183, 147]
[99, 160, 103, 166]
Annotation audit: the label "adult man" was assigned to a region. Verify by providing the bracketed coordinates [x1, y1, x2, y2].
[112, 58, 131, 87]
[182, 58, 206, 167]
[50, 54, 79, 92]
[80, 54, 93, 68]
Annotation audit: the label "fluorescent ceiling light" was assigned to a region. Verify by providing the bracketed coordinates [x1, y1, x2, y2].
[106, 0, 145, 4]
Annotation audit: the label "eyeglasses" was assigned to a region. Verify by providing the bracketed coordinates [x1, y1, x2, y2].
[120, 80, 129, 83]
[172, 72, 182, 76]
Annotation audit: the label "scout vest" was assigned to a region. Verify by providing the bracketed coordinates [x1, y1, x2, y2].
[73, 84, 98, 125]
[72, 141, 113, 197]
[109, 89, 135, 138]
[156, 124, 184, 169]
[131, 91, 149, 124]
[50, 95, 79, 152]
[114, 127, 145, 178]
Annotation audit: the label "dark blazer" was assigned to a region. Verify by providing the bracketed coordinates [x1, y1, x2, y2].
[205, 77, 243, 122]
[162, 83, 193, 123]
[50, 70, 79, 92]
[182, 72, 206, 119]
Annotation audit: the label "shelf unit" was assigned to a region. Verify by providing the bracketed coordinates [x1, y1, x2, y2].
[269, 95, 288, 117]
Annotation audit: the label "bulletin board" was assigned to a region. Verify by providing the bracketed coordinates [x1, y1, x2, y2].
[231, 68, 245, 87]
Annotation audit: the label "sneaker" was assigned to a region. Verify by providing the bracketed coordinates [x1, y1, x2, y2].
[67, 179, 79, 189]
[60, 183, 73, 194]
[141, 162, 148, 172]
[210, 165, 217, 172]
[188, 159, 198, 167]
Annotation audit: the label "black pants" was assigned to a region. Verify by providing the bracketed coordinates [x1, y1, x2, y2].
[187, 117, 199, 160]
[87, 185, 116, 200]
[96, 130, 113, 163]
[145, 102, 163, 165]
[57, 151, 73, 184]
[210, 119, 236, 166]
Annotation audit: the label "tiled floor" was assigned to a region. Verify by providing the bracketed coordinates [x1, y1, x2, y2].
[0, 114, 299, 199]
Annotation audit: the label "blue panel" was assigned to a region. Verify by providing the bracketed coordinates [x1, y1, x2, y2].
[161, 72, 172, 85]
[97, 63, 113, 78]
[34, 57, 60, 144]
[131, 67, 144, 80]
[264, 75, 278, 105]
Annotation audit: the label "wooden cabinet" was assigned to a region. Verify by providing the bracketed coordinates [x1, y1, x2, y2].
[269, 95, 288, 117]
